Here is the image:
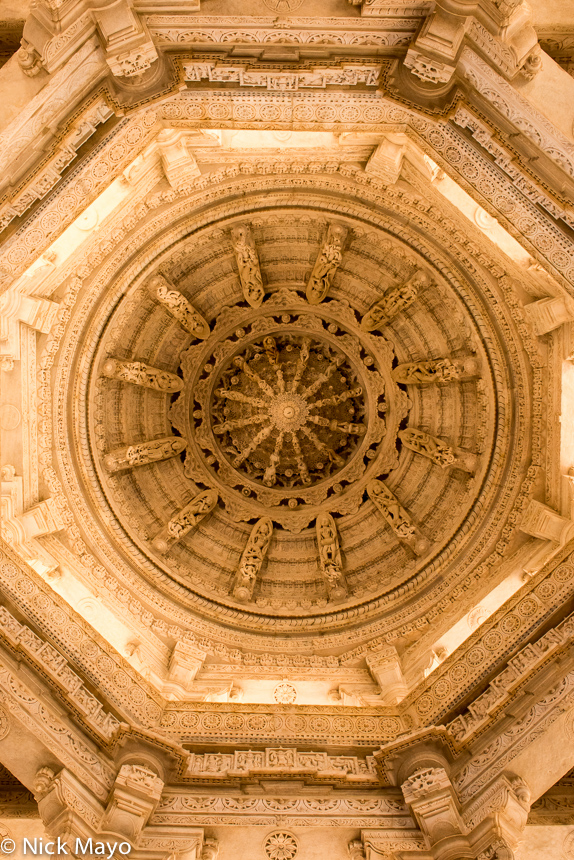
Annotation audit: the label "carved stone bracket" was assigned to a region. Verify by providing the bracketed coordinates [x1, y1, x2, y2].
[152, 490, 218, 553]
[365, 644, 409, 705]
[101, 764, 164, 841]
[375, 730, 530, 860]
[21, 0, 161, 78]
[524, 296, 574, 335]
[34, 764, 207, 859]
[230, 224, 265, 308]
[361, 271, 426, 331]
[519, 500, 574, 544]
[104, 437, 186, 473]
[151, 275, 210, 339]
[306, 223, 348, 305]
[316, 513, 348, 600]
[102, 358, 183, 393]
[232, 517, 273, 602]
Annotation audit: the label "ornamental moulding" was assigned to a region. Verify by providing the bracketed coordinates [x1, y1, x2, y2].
[41, 183, 532, 632]
[3, 84, 574, 290]
[30, 171, 544, 660]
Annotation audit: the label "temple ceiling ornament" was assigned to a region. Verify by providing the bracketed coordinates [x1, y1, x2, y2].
[40, 174, 532, 646]
[4, 4, 574, 857]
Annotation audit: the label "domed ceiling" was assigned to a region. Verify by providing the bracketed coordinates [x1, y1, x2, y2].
[48, 171, 536, 652]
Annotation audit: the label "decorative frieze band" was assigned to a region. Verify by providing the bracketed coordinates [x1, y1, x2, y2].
[184, 63, 382, 90]
[185, 747, 378, 784]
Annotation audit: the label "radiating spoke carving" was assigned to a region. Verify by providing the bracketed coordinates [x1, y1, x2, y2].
[153, 489, 218, 553]
[150, 274, 210, 339]
[210, 335, 366, 490]
[231, 223, 265, 307]
[104, 436, 186, 472]
[306, 223, 348, 304]
[361, 270, 428, 332]
[102, 358, 183, 392]
[316, 513, 348, 600]
[232, 517, 273, 602]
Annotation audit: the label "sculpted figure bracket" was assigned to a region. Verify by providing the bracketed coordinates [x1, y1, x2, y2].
[306, 223, 349, 305]
[102, 358, 183, 393]
[232, 517, 273, 603]
[361, 270, 428, 331]
[104, 436, 186, 472]
[151, 274, 210, 339]
[231, 224, 265, 308]
[153, 489, 218, 553]
[392, 357, 479, 385]
[316, 513, 348, 600]
[398, 428, 456, 468]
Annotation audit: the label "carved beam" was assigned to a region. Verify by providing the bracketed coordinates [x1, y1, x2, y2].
[306, 223, 348, 304]
[316, 513, 348, 600]
[399, 428, 477, 472]
[152, 489, 218, 553]
[367, 479, 428, 555]
[150, 275, 210, 339]
[103, 436, 186, 472]
[167, 642, 207, 692]
[519, 500, 574, 545]
[392, 357, 479, 385]
[230, 224, 265, 308]
[232, 517, 273, 603]
[524, 296, 574, 335]
[102, 358, 183, 392]
[365, 644, 409, 705]
[360, 271, 428, 331]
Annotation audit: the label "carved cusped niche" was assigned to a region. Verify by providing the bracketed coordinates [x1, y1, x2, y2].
[61, 187, 534, 644]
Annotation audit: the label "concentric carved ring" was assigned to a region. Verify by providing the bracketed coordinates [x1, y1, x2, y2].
[172, 288, 407, 531]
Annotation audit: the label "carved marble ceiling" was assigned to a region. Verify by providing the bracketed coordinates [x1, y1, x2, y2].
[3, 2, 574, 858]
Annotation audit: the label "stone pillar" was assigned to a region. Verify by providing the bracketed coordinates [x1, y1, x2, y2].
[374, 730, 530, 860]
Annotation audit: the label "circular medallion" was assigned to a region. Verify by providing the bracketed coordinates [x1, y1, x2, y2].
[176, 289, 397, 532]
[264, 831, 298, 860]
[273, 680, 297, 704]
